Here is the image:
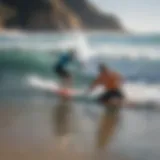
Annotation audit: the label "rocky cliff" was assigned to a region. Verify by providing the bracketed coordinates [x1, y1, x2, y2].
[0, 0, 124, 31]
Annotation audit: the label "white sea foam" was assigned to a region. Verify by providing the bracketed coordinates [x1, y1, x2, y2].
[27, 75, 160, 104]
[1, 32, 160, 61]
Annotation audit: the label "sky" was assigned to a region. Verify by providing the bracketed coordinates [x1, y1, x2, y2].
[89, 0, 160, 33]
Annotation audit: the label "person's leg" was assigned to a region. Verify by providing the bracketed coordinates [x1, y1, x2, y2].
[54, 66, 73, 149]
[63, 75, 72, 88]
[58, 66, 72, 89]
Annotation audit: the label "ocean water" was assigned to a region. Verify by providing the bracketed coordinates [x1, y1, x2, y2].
[1, 32, 160, 160]
[0, 31, 160, 104]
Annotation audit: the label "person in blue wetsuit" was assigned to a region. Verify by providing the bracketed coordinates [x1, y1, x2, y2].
[54, 49, 77, 142]
[54, 48, 77, 87]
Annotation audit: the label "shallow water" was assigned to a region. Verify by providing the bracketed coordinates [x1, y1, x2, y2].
[0, 98, 160, 160]
[1, 32, 160, 159]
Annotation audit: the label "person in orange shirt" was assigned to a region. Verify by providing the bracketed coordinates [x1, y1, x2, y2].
[88, 63, 124, 151]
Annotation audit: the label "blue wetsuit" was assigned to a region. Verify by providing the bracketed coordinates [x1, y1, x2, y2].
[54, 53, 73, 78]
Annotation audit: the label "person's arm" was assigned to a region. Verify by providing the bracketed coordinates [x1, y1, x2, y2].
[88, 74, 102, 92]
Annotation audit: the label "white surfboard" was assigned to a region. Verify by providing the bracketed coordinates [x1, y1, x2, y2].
[27, 75, 160, 106]
[27, 76, 85, 97]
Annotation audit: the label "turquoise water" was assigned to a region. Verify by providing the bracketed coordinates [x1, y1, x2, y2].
[0, 32, 160, 102]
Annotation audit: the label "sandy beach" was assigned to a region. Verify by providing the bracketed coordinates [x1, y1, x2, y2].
[0, 98, 159, 160]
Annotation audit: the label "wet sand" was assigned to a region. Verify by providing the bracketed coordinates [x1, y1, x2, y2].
[0, 98, 160, 160]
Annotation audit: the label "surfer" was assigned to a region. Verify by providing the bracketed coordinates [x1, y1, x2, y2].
[54, 48, 75, 88]
[53, 48, 83, 149]
[87, 64, 124, 150]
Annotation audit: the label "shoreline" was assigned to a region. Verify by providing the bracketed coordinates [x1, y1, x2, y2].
[0, 98, 160, 160]
[0, 28, 131, 36]
[0, 28, 160, 37]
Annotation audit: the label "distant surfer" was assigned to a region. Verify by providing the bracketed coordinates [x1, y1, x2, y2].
[53, 48, 83, 149]
[54, 48, 75, 89]
[87, 64, 124, 151]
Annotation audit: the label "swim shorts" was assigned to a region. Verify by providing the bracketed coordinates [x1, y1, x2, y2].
[97, 89, 124, 103]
